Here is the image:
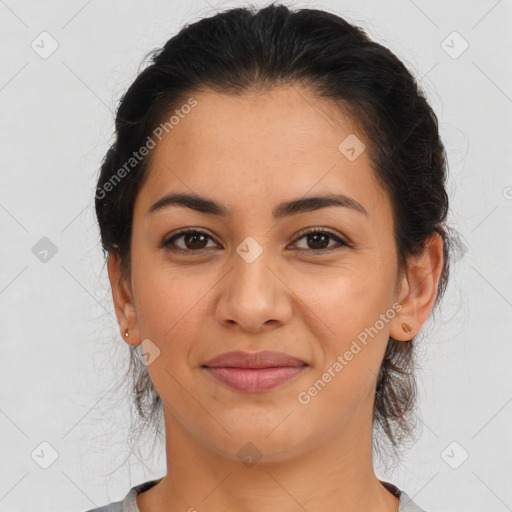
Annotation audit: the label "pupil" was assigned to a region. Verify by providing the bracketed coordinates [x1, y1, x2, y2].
[187, 233, 206, 249]
[309, 233, 328, 249]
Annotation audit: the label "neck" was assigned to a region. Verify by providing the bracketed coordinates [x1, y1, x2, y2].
[137, 402, 399, 512]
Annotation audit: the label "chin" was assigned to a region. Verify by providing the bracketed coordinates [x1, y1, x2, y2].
[196, 419, 314, 464]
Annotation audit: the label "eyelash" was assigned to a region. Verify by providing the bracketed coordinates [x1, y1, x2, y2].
[160, 227, 351, 254]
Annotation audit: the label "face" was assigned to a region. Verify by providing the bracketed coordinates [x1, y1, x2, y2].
[109, 85, 433, 464]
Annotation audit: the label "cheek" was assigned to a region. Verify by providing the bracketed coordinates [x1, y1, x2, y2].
[131, 264, 218, 400]
[132, 256, 207, 339]
[296, 266, 395, 396]
[298, 265, 395, 338]
[133, 268, 208, 407]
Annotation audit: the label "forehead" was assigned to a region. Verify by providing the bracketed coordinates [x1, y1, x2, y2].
[135, 86, 391, 222]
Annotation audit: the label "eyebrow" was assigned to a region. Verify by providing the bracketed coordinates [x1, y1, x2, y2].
[146, 191, 368, 219]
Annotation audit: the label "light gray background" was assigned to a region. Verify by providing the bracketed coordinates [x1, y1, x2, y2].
[1, 0, 511, 511]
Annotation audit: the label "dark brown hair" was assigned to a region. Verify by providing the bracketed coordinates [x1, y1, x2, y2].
[95, 2, 456, 469]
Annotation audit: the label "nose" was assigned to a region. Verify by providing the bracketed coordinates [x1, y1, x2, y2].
[215, 239, 293, 333]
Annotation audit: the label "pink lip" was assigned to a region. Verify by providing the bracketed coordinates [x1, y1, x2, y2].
[202, 350, 308, 392]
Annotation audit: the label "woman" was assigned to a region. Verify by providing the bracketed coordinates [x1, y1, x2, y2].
[89, 3, 454, 511]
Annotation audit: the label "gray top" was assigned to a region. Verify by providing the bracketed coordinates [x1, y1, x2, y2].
[85, 478, 427, 512]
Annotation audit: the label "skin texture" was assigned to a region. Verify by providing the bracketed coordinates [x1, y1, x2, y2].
[108, 85, 444, 512]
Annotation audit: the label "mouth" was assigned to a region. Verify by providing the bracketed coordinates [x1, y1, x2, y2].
[201, 350, 308, 393]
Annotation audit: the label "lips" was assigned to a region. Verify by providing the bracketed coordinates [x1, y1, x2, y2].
[202, 350, 307, 369]
[202, 350, 308, 392]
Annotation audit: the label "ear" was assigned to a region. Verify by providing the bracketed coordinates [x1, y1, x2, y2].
[107, 251, 141, 346]
[390, 232, 444, 341]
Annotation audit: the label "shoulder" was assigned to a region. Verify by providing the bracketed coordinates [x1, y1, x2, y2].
[84, 501, 123, 512]
[399, 489, 429, 512]
[83, 478, 163, 512]
[380, 480, 429, 512]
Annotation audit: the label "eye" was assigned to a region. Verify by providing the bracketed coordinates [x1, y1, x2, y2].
[290, 227, 350, 252]
[161, 228, 218, 253]
[160, 227, 351, 254]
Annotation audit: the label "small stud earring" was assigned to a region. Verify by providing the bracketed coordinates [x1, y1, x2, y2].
[125, 329, 129, 338]
[401, 322, 412, 334]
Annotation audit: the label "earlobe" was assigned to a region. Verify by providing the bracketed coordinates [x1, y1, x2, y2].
[390, 233, 444, 341]
[401, 321, 412, 334]
[107, 252, 141, 346]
